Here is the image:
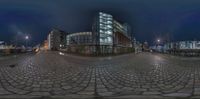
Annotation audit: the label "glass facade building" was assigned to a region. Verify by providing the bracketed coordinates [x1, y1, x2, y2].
[47, 12, 133, 55]
[164, 41, 200, 50]
[66, 32, 92, 45]
[92, 12, 133, 54]
[99, 12, 113, 45]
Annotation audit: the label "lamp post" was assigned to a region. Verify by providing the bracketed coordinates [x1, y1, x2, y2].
[157, 39, 160, 44]
[25, 35, 29, 48]
[156, 39, 161, 52]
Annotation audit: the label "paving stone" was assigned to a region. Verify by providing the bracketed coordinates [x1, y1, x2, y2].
[0, 88, 11, 95]
[98, 92, 113, 96]
[6, 86, 29, 94]
[78, 91, 95, 95]
[143, 91, 162, 95]
[163, 93, 191, 97]
[1, 51, 200, 98]
[29, 92, 51, 96]
[62, 86, 72, 90]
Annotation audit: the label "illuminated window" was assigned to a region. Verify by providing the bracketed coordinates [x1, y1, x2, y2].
[100, 19, 103, 23]
[100, 30, 103, 33]
[107, 37, 112, 42]
[100, 38, 104, 43]
[107, 31, 112, 34]
[107, 25, 112, 29]
[107, 21, 112, 24]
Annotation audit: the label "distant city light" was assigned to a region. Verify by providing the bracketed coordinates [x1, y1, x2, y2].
[157, 39, 160, 43]
[25, 36, 29, 40]
[0, 41, 4, 44]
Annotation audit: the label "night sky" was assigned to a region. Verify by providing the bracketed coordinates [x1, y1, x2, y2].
[0, 0, 200, 46]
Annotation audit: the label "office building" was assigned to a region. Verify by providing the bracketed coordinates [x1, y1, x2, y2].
[66, 32, 94, 54]
[48, 12, 134, 55]
[92, 12, 133, 54]
[164, 41, 200, 50]
[47, 29, 67, 50]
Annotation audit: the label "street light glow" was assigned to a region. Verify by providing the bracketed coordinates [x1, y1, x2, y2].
[25, 36, 29, 40]
[157, 39, 160, 43]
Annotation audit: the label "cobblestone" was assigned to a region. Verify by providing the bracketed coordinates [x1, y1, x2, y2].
[0, 52, 200, 98]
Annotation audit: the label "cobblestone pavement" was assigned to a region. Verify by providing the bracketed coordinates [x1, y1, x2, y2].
[0, 51, 200, 98]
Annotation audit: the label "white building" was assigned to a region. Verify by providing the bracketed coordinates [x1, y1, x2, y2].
[66, 32, 92, 46]
[164, 41, 200, 50]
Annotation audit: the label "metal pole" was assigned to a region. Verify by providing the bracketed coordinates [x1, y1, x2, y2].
[26, 40, 28, 48]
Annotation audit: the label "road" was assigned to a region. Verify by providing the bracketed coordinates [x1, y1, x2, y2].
[0, 51, 200, 99]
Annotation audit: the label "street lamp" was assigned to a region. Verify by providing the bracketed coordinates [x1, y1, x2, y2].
[155, 39, 161, 52]
[25, 36, 29, 40]
[157, 39, 160, 43]
[25, 35, 29, 48]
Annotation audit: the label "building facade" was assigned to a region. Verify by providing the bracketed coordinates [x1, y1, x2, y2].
[47, 12, 134, 55]
[92, 12, 133, 54]
[164, 41, 200, 50]
[47, 29, 67, 50]
[66, 32, 92, 46]
[162, 41, 200, 56]
[65, 32, 94, 54]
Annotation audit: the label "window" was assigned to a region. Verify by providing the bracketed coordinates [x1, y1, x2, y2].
[107, 37, 112, 42]
[107, 31, 112, 35]
[107, 25, 112, 29]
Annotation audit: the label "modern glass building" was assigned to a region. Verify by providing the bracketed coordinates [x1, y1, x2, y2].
[164, 41, 200, 50]
[99, 12, 113, 45]
[92, 12, 113, 45]
[49, 12, 134, 55]
[92, 12, 133, 54]
[66, 32, 92, 46]
[163, 41, 200, 56]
